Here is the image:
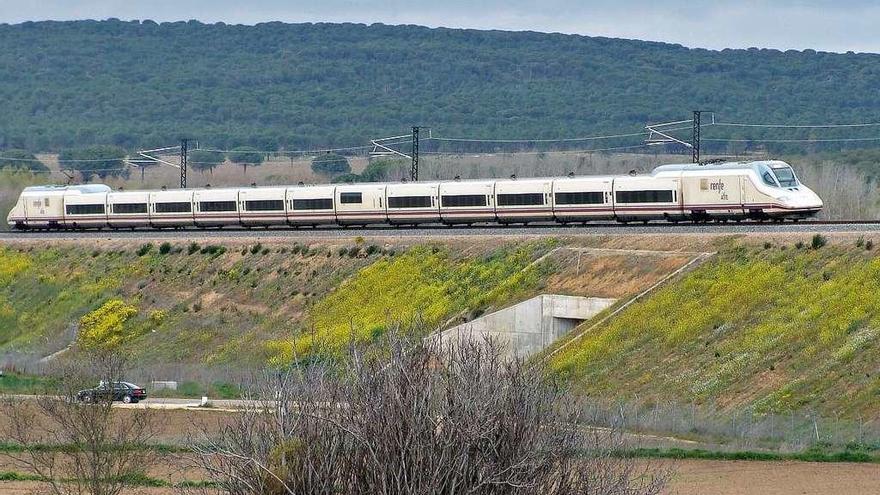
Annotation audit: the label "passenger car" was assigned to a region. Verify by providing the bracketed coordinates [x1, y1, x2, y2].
[76, 381, 147, 404]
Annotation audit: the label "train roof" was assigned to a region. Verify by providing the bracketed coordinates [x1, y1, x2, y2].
[651, 160, 790, 174]
[19, 160, 795, 195]
[22, 184, 111, 194]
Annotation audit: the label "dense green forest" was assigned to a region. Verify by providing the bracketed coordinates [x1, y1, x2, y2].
[0, 19, 878, 153]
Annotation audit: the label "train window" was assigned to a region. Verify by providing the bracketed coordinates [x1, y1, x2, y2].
[496, 193, 544, 206]
[292, 198, 334, 210]
[113, 203, 148, 214]
[245, 200, 284, 211]
[771, 167, 798, 187]
[65, 204, 105, 215]
[200, 201, 237, 212]
[388, 196, 432, 208]
[615, 190, 674, 203]
[340, 192, 362, 204]
[555, 191, 604, 205]
[154, 202, 192, 213]
[762, 172, 778, 187]
[441, 194, 487, 207]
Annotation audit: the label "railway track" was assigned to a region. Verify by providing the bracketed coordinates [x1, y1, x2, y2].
[2, 220, 880, 240]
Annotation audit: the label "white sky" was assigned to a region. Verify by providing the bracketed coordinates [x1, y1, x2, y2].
[1, 0, 878, 53]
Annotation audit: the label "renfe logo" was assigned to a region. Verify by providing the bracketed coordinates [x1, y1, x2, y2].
[700, 178, 728, 200]
[700, 179, 725, 191]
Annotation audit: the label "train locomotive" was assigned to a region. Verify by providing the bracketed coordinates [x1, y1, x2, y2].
[6, 160, 823, 230]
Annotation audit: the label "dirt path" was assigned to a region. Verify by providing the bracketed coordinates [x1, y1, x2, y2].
[664, 459, 880, 495]
[3, 459, 878, 494]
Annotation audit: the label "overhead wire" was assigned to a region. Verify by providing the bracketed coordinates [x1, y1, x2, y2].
[4, 117, 880, 175]
[429, 130, 648, 143]
[703, 137, 880, 143]
[713, 121, 880, 129]
[423, 143, 652, 156]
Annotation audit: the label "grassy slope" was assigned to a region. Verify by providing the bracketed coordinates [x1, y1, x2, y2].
[0, 239, 557, 367]
[551, 241, 880, 418]
[268, 242, 555, 363]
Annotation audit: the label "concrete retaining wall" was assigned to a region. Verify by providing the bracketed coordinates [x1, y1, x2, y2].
[438, 294, 616, 359]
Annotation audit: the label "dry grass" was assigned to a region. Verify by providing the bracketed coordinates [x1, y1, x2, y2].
[544, 251, 694, 299]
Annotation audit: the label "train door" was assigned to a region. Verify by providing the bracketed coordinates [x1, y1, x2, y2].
[741, 172, 772, 219]
[680, 172, 743, 220]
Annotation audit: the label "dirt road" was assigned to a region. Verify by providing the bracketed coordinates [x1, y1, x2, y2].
[665, 459, 880, 495]
[2, 459, 877, 494]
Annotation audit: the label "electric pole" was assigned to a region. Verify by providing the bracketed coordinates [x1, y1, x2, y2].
[692, 111, 701, 164]
[179, 138, 189, 188]
[411, 126, 420, 182]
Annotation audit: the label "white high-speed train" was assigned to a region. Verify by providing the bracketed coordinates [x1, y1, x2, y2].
[6, 160, 823, 230]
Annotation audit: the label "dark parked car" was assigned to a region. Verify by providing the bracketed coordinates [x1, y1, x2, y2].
[76, 381, 147, 404]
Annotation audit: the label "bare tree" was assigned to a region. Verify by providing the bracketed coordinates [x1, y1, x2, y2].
[2, 352, 157, 495]
[186, 331, 669, 495]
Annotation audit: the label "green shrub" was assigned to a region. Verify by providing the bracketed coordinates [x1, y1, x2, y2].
[200, 245, 226, 256]
[856, 236, 865, 248]
[176, 381, 203, 397]
[0, 149, 49, 173]
[338, 247, 348, 257]
[0, 471, 43, 482]
[811, 234, 827, 249]
[159, 242, 172, 255]
[366, 244, 380, 256]
[228, 147, 263, 173]
[331, 173, 361, 183]
[866, 240, 874, 250]
[59, 145, 127, 180]
[188, 242, 200, 255]
[136, 243, 153, 256]
[347, 246, 361, 257]
[250, 243, 262, 255]
[311, 153, 351, 175]
[189, 150, 225, 174]
[211, 381, 241, 399]
[261, 247, 270, 255]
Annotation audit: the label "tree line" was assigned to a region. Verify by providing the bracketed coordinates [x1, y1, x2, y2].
[0, 20, 878, 155]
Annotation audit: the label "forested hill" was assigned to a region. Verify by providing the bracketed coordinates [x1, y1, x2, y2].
[1, 19, 879, 152]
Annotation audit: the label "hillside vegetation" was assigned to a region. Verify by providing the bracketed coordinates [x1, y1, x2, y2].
[0, 239, 557, 369]
[551, 240, 880, 418]
[3, 234, 879, 420]
[0, 20, 878, 151]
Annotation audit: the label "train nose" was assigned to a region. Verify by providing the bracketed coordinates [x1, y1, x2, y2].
[784, 187, 823, 211]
